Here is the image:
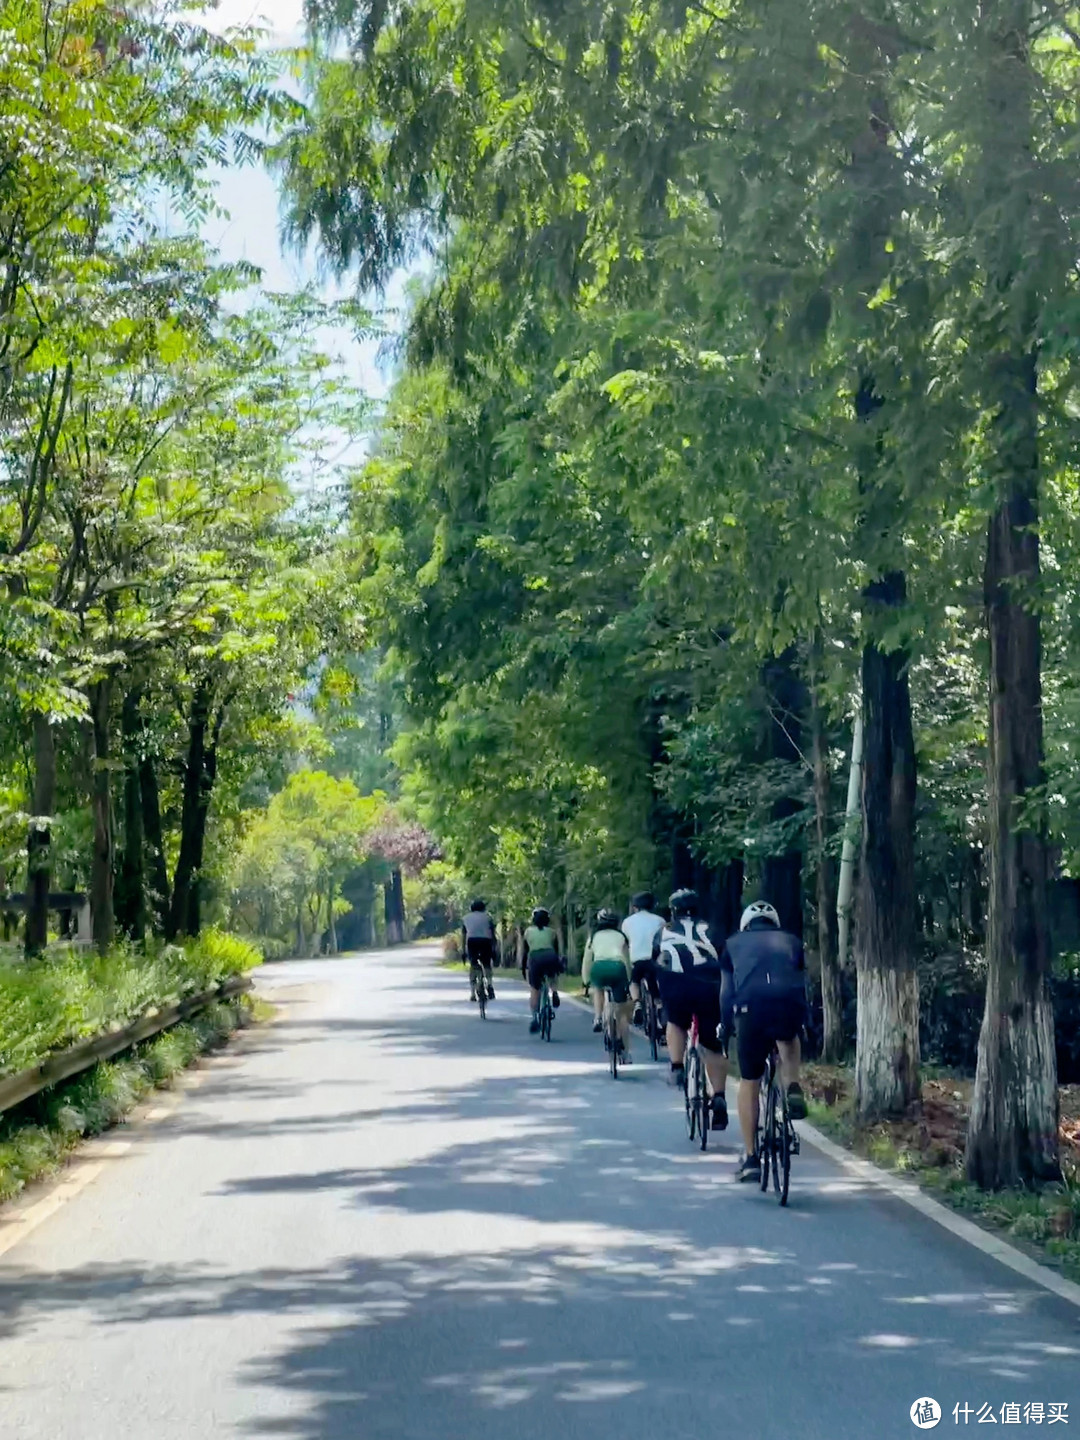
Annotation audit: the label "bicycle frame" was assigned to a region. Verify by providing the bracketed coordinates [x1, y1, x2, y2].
[538, 976, 554, 1040]
[601, 987, 622, 1077]
[470, 957, 489, 1018]
[684, 1013, 710, 1150]
[757, 1047, 799, 1205]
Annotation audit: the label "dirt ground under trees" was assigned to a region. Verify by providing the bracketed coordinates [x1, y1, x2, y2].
[802, 1065, 1080, 1175]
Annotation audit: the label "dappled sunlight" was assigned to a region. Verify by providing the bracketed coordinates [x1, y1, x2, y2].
[3, 951, 1078, 1440]
[893, 1291, 1043, 1315]
[860, 1333, 925, 1349]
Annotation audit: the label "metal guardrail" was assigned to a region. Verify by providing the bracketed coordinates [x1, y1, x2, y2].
[0, 973, 253, 1117]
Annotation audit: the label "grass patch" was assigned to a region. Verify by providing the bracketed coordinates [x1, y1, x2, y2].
[0, 996, 253, 1207]
[803, 1064, 1080, 1283]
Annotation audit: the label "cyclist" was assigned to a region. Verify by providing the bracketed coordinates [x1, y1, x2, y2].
[462, 899, 497, 1004]
[719, 900, 809, 1184]
[622, 891, 664, 1028]
[582, 908, 633, 1059]
[522, 907, 562, 1033]
[652, 888, 728, 1130]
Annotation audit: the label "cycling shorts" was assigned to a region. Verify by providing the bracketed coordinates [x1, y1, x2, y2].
[526, 953, 562, 989]
[630, 958, 660, 994]
[656, 968, 726, 1054]
[734, 995, 806, 1081]
[590, 959, 631, 1004]
[466, 937, 495, 968]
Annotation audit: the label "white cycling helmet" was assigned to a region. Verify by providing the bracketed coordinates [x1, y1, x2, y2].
[740, 900, 781, 931]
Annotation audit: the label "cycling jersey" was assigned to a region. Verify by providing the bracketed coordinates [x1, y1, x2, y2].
[719, 921, 806, 1030]
[582, 928, 630, 986]
[522, 924, 558, 960]
[653, 918, 719, 974]
[621, 910, 664, 962]
[462, 911, 496, 942]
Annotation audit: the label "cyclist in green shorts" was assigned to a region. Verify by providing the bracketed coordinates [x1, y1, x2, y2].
[522, 907, 562, 1033]
[582, 909, 633, 1059]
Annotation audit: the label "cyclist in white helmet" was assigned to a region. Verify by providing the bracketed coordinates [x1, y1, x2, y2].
[718, 899, 808, 1184]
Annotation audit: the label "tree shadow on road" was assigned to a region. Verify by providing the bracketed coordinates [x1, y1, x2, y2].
[1, 958, 1078, 1436]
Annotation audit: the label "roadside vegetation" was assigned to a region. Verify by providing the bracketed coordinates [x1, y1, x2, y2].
[0, 929, 261, 1079]
[0, 996, 252, 1205]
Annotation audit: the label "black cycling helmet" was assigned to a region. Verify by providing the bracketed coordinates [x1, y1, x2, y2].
[631, 891, 655, 911]
[595, 907, 621, 930]
[531, 907, 550, 927]
[470, 898, 487, 912]
[668, 888, 699, 919]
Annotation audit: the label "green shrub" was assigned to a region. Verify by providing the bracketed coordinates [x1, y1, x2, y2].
[0, 998, 249, 1204]
[0, 931, 260, 1079]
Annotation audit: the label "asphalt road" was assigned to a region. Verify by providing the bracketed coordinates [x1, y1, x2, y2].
[1, 947, 1078, 1440]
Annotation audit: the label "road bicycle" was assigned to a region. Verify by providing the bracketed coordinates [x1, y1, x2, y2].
[641, 984, 664, 1062]
[470, 959, 491, 1019]
[683, 1012, 709, 1151]
[601, 986, 624, 1078]
[538, 974, 555, 1041]
[757, 1045, 800, 1205]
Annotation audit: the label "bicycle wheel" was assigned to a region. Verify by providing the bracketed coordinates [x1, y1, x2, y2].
[542, 991, 553, 1040]
[609, 1010, 619, 1078]
[648, 993, 660, 1062]
[478, 983, 486, 1020]
[698, 1072, 710, 1153]
[758, 1071, 772, 1191]
[773, 1086, 791, 1206]
[685, 1049, 700, 1141]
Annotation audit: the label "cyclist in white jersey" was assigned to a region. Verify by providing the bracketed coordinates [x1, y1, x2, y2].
[622, 891, 664, 1027]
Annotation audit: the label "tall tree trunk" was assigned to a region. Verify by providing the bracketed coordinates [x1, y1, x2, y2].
[967, 355, 1058, 1186]
[964, 3, 1059, 1190]
[140, 752, 171, 937]
[89, 678, 115, 951]
[383, 867, 405, 944]
[811, 682, 843, 1063]
[115, 686, 146, 944]
[855, 573, 920, 1119]
[839, 13, 920, 1119]
[565, 895, 579, 973]
[715, 857, 744, 942]
[168, 679, 211, 942]
[25, 711, 56, 956]
[185, 714, 222, 939]
[761, 647, 807, 937]
[327, 884, 339, 955]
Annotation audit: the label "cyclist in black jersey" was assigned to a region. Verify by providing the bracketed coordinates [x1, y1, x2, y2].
[719, 900, 808, 1183]
[652, 889, 729, 1131]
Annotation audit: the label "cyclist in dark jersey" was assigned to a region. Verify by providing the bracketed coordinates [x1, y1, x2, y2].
[652, 889, 729, 1130]
[719, 900, 809, 1183]
[462, 899, 496, 1003]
